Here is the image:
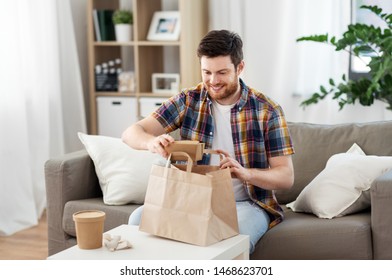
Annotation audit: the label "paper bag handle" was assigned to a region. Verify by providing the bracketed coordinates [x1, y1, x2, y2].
[204, 149, 224, 161]
[167, 151, 193, 173]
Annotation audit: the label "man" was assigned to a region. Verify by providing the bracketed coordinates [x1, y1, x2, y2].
[122, 30, 295, 254]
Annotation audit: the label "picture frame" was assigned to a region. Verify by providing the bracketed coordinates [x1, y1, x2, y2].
[147, 11, 181, 41]
[152, 73, 180, 94]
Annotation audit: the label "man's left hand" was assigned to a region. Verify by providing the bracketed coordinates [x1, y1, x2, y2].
[216, 149, 250, 181]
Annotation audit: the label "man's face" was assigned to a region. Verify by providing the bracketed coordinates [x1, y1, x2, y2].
[200, 55, 244, 105]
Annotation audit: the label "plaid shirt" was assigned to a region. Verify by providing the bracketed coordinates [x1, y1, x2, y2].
[152, 79, 295, 228]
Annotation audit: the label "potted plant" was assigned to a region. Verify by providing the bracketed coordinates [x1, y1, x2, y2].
[112, 10, 133, 42]
[297, 5, 392, 111]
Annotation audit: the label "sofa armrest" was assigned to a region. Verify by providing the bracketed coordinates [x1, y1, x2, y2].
[44, 149, 100, 255]
[371, 169, 392, 259]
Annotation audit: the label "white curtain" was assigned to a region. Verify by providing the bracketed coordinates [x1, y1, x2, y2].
[209, 0, 392, 123]
[0, 0, 86, 236]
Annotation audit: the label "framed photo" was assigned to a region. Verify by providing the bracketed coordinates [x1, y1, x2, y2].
[147, 11, 181, 41]
[152, 73, 180, 94]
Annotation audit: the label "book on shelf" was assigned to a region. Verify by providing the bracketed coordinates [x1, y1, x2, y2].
[93, 10, 101, 41]
[97, 10, 115, 41]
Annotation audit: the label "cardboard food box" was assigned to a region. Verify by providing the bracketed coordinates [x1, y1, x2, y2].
[165, 140, 205, 161]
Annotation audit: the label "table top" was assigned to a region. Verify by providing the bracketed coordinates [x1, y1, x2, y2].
[48, 225, 249, 260]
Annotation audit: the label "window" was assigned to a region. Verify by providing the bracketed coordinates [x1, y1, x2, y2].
[349, 0, 392, 80]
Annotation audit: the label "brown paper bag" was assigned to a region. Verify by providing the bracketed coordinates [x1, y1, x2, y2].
[139, 151, 239, 246]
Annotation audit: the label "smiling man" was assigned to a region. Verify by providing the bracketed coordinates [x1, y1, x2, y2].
[122, 29, 295, 254]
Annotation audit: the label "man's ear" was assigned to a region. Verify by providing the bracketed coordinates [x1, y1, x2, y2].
[237, 60, 245, 75]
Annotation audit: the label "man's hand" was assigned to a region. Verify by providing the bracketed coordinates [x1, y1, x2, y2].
[216, 149, 251, 181]
[216, 149, 294, 191]
[146, 134, 175, 158]
[122, 116, 174, 158]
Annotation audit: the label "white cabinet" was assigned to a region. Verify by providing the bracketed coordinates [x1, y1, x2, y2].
[97, 97, 137, 137]
[139, 97, 169, 119]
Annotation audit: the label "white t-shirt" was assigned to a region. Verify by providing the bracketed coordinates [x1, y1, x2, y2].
[210, 101, 249, 201]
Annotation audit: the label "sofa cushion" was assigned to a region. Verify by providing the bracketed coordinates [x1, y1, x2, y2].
[78, 133, 165, 205]
[276, 121, 392, 204]
[286, 143, 392, 219]
[63, 198, 141, 237]
[252, 208, 372, 260]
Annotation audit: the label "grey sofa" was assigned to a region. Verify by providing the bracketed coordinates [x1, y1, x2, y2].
[45, 121, 392, 259]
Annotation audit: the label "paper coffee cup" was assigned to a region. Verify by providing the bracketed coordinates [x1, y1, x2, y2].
[73, 210, 106, 249]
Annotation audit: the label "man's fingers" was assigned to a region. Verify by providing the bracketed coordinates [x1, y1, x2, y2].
[159, 134, 174, 147]
[215, 149, 230, 158]
[154, 134, 175, 158]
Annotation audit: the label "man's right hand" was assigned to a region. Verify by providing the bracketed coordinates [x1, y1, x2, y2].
[122, 116, 173, 157]
[146, 133, 175, 158]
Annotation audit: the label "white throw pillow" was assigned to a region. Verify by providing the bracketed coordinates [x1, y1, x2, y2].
[78, 132, 165, 205]
[287, 143, 392, 219]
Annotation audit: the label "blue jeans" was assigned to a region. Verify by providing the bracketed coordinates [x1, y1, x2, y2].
[128, 200, 270, 254]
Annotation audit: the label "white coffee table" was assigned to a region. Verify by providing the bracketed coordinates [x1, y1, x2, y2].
[48, 225, 249, 260]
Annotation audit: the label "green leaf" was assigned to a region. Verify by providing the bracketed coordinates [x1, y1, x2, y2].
[353, 45, 374, 56]
[338, 101, 346, 110]
[361, 5, 382, 16]
[296, 34, 328, 43]
[320, 85, 328, 94]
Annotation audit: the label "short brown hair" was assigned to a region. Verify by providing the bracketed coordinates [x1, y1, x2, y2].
[197, 30, 243, 69]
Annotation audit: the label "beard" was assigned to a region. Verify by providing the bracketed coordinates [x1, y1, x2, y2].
[205, 78, 240, 104]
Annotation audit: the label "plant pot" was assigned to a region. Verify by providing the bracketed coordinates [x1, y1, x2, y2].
[115, 24, 132, 42]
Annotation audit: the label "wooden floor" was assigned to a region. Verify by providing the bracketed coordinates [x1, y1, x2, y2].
[0, 212, 48, 260]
